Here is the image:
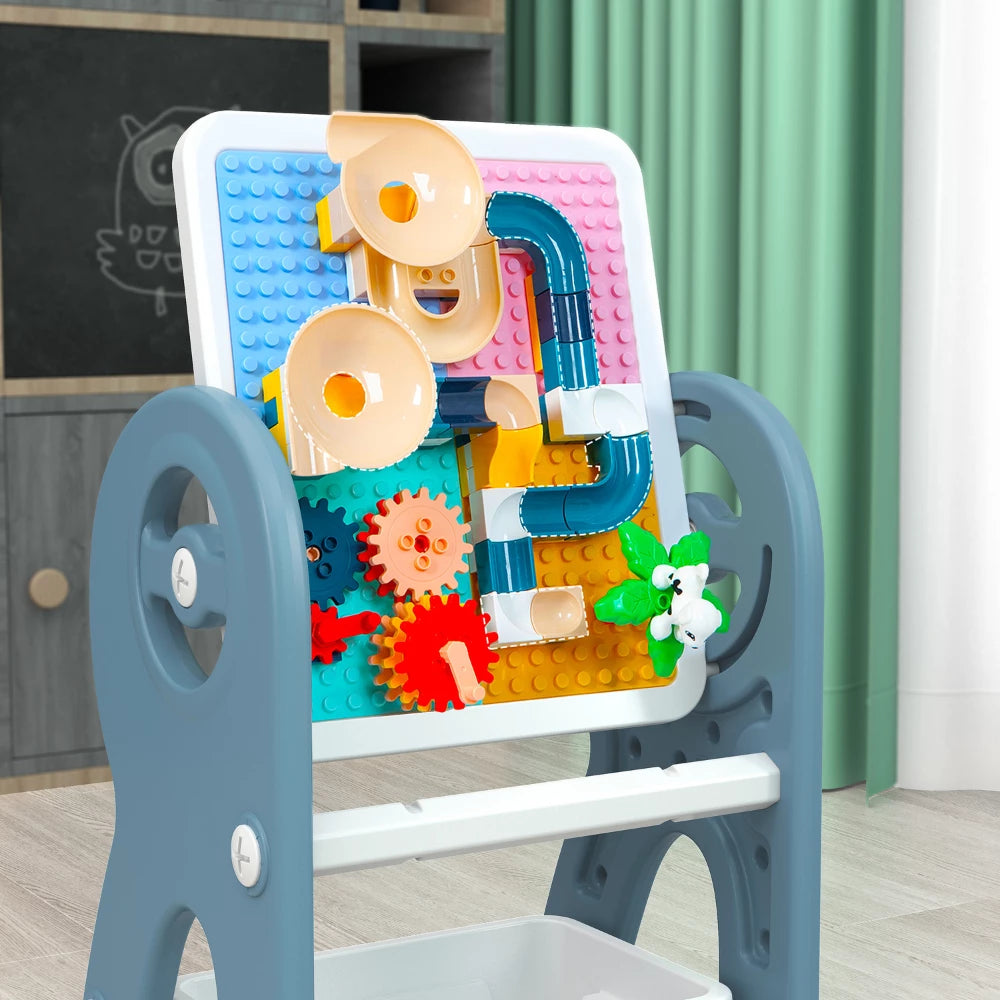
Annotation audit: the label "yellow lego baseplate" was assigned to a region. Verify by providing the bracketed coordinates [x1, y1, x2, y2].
[483, 441, 670, 704]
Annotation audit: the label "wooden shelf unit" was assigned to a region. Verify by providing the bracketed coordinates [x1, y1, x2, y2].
[0, 1, 505, 780]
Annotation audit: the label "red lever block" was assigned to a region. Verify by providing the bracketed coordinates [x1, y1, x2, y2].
[311, 604, 381, 664]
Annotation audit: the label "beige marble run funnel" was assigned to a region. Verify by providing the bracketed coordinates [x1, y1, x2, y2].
[263, 304, 436, 476]
[319, 112, 487, 268]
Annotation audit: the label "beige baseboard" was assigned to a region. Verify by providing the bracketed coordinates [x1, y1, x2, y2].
[0, 766, 111, 796]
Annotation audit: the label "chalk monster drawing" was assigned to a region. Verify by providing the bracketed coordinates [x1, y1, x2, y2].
[96, 106, 211, 317]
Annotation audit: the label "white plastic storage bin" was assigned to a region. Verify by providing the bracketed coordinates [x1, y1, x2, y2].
[174, 916, 730, 1000]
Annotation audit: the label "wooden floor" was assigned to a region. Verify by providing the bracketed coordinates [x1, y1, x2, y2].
[0, 734, 997, 999]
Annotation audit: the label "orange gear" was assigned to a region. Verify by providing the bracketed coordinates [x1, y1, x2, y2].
[359, 487, 473, 599]
[371, 593, 499, 712]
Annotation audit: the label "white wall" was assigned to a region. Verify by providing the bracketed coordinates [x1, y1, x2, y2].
[898, 0, 1000, 790]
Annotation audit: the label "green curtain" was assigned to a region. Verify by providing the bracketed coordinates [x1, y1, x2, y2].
[507, 0, 903, 794]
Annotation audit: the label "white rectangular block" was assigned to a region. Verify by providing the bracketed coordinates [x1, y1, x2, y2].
[470, 487, 528, 543]
[545, 384, 648, 440]
[480, 590, 540, 645]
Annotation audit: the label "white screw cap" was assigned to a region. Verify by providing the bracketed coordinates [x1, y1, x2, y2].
[171, 547, 197, 608]
[231, 824, 262, 888]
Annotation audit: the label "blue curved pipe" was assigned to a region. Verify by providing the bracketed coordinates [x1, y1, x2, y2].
[487, 191, 600, 393]
[519, 433, 654, 538]
[486, 191, 590, 295]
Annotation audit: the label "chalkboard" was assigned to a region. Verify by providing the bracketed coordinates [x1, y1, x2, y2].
[0, 24, 330, 379]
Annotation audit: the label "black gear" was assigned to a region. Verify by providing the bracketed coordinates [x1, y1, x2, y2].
[299, 497, 363, 607]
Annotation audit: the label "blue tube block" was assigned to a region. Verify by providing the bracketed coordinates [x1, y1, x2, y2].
[519, 433, 653, 537]
[535, 289, 596, 344]
[473, 537, 537, 594]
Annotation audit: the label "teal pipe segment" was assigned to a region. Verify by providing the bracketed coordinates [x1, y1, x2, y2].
[488, 192, 648, 537]
[519, 433, 653, 538]
[486, 191, 591, 296]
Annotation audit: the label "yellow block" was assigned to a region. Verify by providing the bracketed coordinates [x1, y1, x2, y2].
[316, 188, 360, 254]
[468, 424, 543, 489]
[261, 368, 289, 460]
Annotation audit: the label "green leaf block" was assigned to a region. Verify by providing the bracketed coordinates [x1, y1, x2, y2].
[667, 530, 712, 568]
[594, 579, 659, 626]
[647, 628, 684, 679]
[617, 521, 669, 580]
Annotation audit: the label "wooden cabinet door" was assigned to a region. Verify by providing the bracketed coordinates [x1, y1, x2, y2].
[5, 406, 134, 759]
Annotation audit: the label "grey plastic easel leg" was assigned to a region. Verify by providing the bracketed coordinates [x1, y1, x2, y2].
[547, 371, 824, 1000]
[84, 387, 315, 1000]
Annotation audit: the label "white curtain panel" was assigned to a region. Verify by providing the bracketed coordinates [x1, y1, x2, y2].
[899, 0, 1000, 791]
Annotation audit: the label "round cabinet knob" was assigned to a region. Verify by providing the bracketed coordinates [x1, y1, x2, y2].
[28, 568, 70, 610]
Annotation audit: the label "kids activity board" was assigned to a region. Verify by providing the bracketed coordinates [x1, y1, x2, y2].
[87, 108, 822, 1000]
[175, 111, 708, 758]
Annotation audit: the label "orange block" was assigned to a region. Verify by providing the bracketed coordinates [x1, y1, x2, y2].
[525, 270, 544, 375]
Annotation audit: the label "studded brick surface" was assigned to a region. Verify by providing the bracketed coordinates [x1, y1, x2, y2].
[296, 444, 472, 722]
[485, 441, 669, 703]
[447, 160, 641, 387]
[215, 150, 346, 417]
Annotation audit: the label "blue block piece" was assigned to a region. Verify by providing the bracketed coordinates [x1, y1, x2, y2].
[436, 377, 492, 428]
[540, 336, 565, 393]
[486, 191, 590, 295]
[556, 291, 596, 343]
[473, 537, 537, 594]
[535, 288, 557, 343]
[542, 290, 596, 344]
[262, 396, 279, 429]
[558, 338, 601, 389]
[215, 151, 348, 416]
[426, 421, 453, 440]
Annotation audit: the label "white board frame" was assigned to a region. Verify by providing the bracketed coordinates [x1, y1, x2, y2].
[174, 110, 702, 761]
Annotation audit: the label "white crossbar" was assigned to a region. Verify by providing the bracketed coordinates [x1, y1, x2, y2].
[313, 753, 779, 876]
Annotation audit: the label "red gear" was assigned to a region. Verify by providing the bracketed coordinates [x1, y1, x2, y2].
[371, 593, 499, 712]
[311, 603, 381, 664]
[357, 513, 394, 597]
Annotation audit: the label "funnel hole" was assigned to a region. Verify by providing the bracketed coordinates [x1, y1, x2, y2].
[324, 372, 366, 419]
[379, 181, 418, 223]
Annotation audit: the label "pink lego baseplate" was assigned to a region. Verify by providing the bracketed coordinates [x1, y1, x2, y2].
[446, 160, 641, 386]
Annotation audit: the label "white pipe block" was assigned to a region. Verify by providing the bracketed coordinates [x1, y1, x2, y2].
[470, 487, 529, 544]
[544, 384, 648, 441]
[479, 591, 540, 645]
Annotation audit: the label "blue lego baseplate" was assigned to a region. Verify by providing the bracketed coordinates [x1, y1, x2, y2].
[215, 150, 348, 416]
[296, 443, 472, 722]
[216, 150, 474, 722]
